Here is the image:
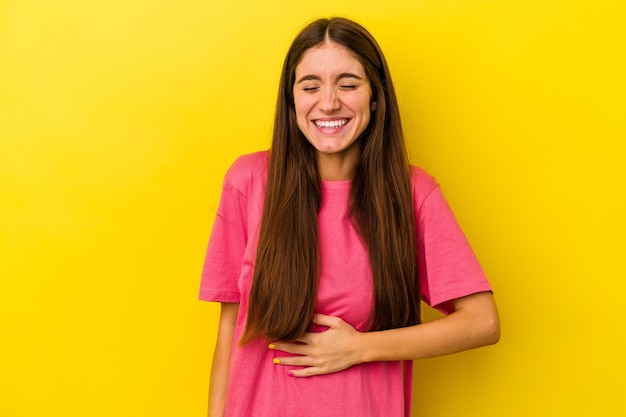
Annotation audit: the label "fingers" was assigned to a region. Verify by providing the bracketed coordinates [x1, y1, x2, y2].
[270, 354, 314, 368]
[269, 354, 330, 378]
[268, 341, 309, 356]
[311, 313, 343, 328]
[271, 358, 341, 378]
[288, 367, 323, 378]
[267, 342, 316, 378]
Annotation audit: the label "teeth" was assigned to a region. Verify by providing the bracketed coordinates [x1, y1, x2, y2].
[315, 119, 348, 128]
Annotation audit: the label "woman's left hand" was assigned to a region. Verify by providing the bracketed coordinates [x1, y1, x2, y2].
[269, 313, 364, 377]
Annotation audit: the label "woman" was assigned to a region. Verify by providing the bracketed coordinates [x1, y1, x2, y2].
[200, 17, 499, 417]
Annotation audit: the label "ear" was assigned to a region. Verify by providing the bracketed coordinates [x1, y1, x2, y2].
[370, 101, 377, 111]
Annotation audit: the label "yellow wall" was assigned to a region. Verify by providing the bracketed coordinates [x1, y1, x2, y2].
[1, 1, 624, 416]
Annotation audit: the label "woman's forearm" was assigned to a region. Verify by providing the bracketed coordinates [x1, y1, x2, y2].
[208, 302, 239, 417]
[360, 292, 500, 363]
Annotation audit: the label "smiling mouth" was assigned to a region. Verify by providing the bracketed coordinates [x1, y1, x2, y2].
[314, 119, 349, 129]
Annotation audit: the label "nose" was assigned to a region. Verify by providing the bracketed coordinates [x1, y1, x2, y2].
[319, 87, 340, 113]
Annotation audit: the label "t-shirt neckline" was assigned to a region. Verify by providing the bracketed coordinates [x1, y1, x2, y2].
[320, 179, 352, 191]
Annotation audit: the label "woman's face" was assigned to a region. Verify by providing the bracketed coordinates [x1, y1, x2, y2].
[293, 41, 374, 161]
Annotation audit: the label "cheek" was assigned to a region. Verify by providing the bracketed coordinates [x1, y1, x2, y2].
[294, 104, 306, 125]
[350, 93, 372, 116]
[294, 95, 312, 117]
[293, 99, 309, 133]
[357, 101, 372, 122]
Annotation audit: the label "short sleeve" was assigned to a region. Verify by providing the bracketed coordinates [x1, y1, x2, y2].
[413, 170, 492, 315]
[199, 168, 249, 303]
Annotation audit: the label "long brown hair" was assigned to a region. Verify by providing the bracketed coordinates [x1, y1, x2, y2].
[241, 17, 420, 344]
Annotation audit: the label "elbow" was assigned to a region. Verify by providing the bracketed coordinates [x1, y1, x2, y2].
[482, 310, 500, 346]
[469, 300, 500, 347]
[486, 322, 500, 346]
[475, 293, 500, 346]
[455, 292, 501, 347]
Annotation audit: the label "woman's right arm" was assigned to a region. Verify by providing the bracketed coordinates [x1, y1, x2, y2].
[208, 302, 239, 417]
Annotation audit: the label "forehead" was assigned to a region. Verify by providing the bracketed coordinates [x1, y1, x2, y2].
[295, 42, 366, 76]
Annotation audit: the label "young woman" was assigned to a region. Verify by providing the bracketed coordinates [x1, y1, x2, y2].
[200, 17, 500, 417]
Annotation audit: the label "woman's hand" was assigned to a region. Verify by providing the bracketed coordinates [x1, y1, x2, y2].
[269, 313, 364, 377]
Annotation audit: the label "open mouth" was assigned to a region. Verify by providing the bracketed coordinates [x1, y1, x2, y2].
[313, 119, 349, 129]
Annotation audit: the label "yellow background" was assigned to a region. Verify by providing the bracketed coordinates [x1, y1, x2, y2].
[1, 0, 624, 416]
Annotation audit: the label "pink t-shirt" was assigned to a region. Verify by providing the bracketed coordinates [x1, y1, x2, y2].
[200, 151, 491, 417]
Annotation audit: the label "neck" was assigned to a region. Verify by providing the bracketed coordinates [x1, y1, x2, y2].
[316, 151, 359, 181]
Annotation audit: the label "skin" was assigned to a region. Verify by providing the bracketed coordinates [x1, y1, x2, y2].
[292, 41, 375, 181]
[208, 302, 238, 417]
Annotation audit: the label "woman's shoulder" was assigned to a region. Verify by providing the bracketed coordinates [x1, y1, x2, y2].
[409, 165, 444, 211]
[223, 150, 269, 191]
[409, 165, 439, 194]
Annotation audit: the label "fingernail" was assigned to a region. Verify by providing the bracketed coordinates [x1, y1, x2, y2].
[273, 358, 281, 364]
[287, 371, 294, 377]
[268, 343, 276, 350]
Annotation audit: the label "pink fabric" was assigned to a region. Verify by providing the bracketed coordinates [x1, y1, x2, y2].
[200, 151, 491, 417]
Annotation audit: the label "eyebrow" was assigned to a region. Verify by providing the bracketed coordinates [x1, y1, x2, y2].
[295, 72, 365, 84]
